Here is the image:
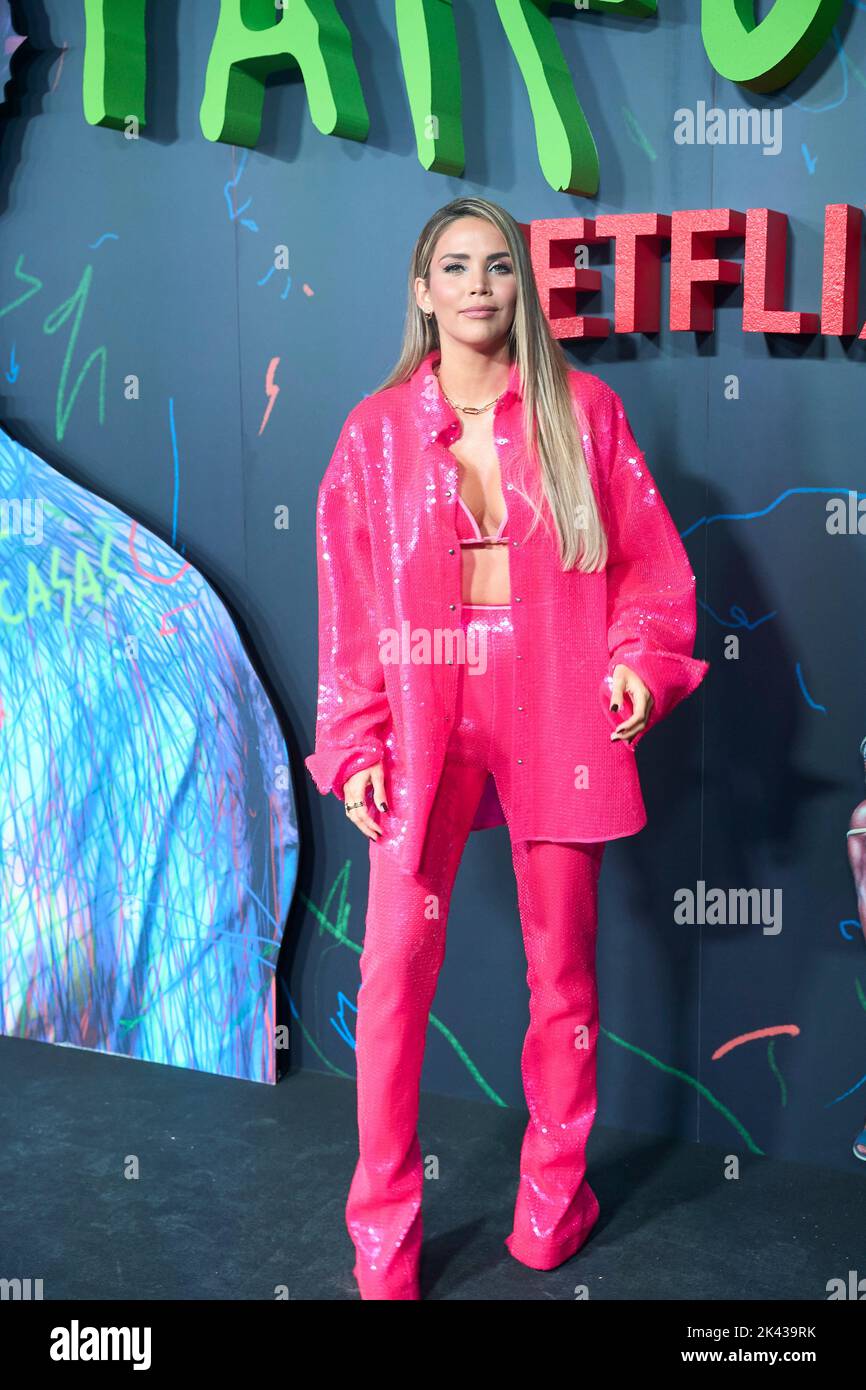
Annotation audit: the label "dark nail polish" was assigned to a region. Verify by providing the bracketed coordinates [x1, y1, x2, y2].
[612, 703, 619, 712]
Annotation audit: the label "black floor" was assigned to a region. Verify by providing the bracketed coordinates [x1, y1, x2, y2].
[1, 1034, 861, 1301]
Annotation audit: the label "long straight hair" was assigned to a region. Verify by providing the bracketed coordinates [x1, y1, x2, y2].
[375, 197, 608, 572]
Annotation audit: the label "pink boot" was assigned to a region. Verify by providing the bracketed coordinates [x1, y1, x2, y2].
[504, 838, 606, 1270]
[345, 755, 489, 1300]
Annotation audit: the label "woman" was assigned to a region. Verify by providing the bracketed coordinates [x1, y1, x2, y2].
[305, 196, 709, 1300]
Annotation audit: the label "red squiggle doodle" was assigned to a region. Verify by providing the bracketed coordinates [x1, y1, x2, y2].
[259, 356, 280, 436]
[158, 603, 199, 636]
[128, 520, 191, 585]
[712, 1025, 800, 1061]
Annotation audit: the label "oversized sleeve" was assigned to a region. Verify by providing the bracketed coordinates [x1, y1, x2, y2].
[596, 382, 709, 749]
[304, 412, 392, 801]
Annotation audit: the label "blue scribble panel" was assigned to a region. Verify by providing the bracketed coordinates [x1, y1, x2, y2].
[0, 427, 298, 1082]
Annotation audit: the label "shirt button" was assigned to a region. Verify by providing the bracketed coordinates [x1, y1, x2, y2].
[445, 489, 453, 497]
[517, 705, 524, 711]
[514, 596, 521, 602]
[516, 653, 522, 660]
[449, 603, 456, 610]
[517, 758, 524, 764]
[448, 548, 455, 555]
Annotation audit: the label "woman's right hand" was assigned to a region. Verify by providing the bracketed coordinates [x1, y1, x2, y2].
[342, 762, 388, 842]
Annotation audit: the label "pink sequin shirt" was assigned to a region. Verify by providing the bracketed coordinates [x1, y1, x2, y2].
[305, 348, 710, 876]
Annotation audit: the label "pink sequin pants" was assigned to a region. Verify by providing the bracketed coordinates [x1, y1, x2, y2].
[346, 604, 607, 1299]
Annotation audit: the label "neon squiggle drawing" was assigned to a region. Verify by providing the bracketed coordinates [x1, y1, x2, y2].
[0, 427, 298, 1082]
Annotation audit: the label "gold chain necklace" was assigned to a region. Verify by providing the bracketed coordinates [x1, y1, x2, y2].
[433, 364, 507, 416]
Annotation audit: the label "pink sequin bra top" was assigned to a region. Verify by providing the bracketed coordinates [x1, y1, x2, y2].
[455, 493, 509, 546]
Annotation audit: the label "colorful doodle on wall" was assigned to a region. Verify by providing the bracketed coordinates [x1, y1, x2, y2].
[0, 1, 25, 104]
[0, 427, 298, 1083]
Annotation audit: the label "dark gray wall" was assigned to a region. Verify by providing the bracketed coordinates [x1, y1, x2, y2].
[2, 0, 865, 1173]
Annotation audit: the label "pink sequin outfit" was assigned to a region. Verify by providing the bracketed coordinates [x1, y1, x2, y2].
[305, 350, 709, 876]
[305, 351, 709, 1298]
[346, 603, 607, 1298]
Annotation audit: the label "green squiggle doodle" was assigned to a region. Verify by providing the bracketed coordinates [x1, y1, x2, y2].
[767, 1037, 788, 1107]
[302, 861, 355, 949]
[300, 861, 505, 1105]
[303, 867, 762, 1126]
[0, 253, 43, 319]
[622, 104, 656, 160]
[601, 1025, 764, 1154]
[42, 264, 107, 442]
[427, 1012, 506, 1106]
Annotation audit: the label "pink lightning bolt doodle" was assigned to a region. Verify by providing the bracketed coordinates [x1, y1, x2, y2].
[259, 357, 280, 435]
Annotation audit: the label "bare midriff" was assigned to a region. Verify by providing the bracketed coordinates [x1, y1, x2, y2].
[460, 532, 511, 605]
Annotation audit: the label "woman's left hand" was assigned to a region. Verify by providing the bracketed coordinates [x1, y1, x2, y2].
[609, 663, 654, 743]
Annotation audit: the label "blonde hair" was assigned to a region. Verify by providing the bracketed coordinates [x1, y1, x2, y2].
[375, 196, 608, 572]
